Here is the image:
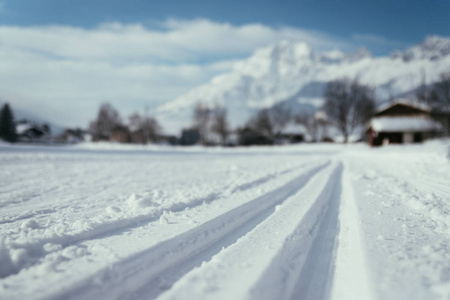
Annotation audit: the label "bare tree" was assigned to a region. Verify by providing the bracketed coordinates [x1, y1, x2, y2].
[89, 103, 122, 141]
[128, 112, 161, 143]
[128, 113, 143, 132]
[248, 105, 291, 142]
[296, 111, 328, 142]
[419, 72, 450, 112]
[142, 116, 161, 143]
[270, 105, 292, 138]
[417, 72, 450, 136]
[250, 109, 272, 139]
[323, 78, 375, 143]
[192, 103, 211, 144]
[210, 105, 229, 145]
[416, 69, 429, 104]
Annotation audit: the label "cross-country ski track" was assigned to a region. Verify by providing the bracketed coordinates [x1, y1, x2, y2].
[1, 142, 450, 300]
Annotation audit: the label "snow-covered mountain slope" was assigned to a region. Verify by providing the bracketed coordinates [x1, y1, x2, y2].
[156, 36, 450, 134]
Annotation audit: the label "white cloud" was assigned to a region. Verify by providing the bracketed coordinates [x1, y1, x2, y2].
[159, 19, 348, 57]
[0, 19, 347, 64]
[0, 19, 350, 129]
[352, 34, 407, 49]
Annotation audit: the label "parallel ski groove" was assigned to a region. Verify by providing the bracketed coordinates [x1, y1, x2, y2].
[43, 161, 330, 300]
[155, 161, 341, 300]
[1, 161, 319, 280]
[247, 162, 342, 300]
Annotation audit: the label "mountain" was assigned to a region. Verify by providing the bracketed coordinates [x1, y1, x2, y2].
[156, 36, 450, 134]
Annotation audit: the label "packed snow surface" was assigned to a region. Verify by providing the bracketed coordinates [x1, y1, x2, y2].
[1, 141, 450, 300]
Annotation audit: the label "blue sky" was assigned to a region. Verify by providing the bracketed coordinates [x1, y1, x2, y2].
[2, 0, 449, 55]
[0, 0, 449, 129]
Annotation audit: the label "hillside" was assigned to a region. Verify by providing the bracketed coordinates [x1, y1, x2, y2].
[156, 36, 450, 134]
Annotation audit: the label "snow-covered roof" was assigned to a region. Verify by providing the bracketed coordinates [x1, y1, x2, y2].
[16, 123, 33, 134]
[371, 117, 442, 133]
[281, 123, 306, 135]
[375, 99, 431, 115]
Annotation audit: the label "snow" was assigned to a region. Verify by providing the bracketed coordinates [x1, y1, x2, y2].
[15, 124, 33, 135]
[401, 36, 450, 61]
[154, 37, 450, 134]
[1, 141, 450, 300]
[371, 117, 442, 132]
[375, 98, 431, 115]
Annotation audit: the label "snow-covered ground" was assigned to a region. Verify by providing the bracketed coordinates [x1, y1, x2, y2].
[1, 141, 450, 300]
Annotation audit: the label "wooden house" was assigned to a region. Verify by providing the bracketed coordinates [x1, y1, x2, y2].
[368, 101, 442, 146]
[277, 124, 305, 144]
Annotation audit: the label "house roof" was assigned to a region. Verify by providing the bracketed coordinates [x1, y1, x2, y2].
[16, 123, 33, 134]
[375, 100, 431, 117]
[281, 123, 306, 135]
[370, 117, 442, 133]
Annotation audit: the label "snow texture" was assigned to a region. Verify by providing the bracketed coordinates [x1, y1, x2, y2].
[0, 141, 450, 300]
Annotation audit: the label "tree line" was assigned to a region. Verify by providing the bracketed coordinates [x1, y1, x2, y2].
[178, 72, 450, 145]
[89, 103, 162, 144]
[2, 72, 449, 145]
[180, 78, 375, 145]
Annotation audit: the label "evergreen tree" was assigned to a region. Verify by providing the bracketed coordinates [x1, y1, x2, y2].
[0, 103, 17, 143]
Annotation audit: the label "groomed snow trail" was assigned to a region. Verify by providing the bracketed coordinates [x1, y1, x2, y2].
[1, 142, 450, 300]
[159, 161, 342, 300]
[45, 162, 331, 300]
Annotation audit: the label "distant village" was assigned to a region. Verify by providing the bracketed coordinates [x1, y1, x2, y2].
[1, 73, 449, 147]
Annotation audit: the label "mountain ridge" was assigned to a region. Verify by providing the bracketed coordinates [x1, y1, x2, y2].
[155, 36, 450, 134]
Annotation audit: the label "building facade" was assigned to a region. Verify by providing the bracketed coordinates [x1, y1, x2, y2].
[368, 101, 442, 146]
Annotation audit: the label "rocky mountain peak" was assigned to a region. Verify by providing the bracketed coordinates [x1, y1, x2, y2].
[156, 36, 450, 134]
[392, 35, 450, 62]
